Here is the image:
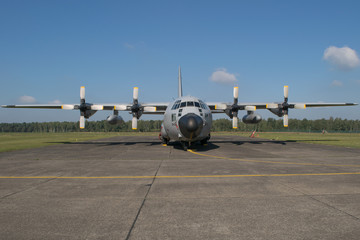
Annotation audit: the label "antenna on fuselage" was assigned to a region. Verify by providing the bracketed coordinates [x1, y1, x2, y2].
[178, 66, 183, 98]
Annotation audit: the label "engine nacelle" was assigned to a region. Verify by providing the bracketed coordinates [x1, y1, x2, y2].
[268, 108, 283, 117]
[242, 113, 262, 124]
[106, 115, 124, 125]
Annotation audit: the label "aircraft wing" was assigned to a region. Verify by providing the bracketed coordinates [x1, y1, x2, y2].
[140, 102, 169, 114]
[207, 101, 357, 129]
[2, 104, 64, 109]
[1, 102, 169, 114]
[291, 103, 358, 108]
[207, 102, 267, 112]
[207, 102, 358, 113]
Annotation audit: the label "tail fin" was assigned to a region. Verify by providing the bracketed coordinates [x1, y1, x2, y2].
[178, 66, 183, 98]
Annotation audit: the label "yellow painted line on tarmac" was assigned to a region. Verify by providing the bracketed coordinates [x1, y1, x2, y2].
[187, 149, 360, 168]
[0, 172, 360, 179]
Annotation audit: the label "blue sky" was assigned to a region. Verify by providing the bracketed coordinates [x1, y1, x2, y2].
[1, 0, 360, 123]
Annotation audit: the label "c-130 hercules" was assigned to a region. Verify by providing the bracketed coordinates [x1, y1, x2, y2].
[2, 67, 358, 150]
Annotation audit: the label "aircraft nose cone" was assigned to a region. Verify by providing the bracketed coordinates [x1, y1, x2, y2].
[178, 113, 204, 139]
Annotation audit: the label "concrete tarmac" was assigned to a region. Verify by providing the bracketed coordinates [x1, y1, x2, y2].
[0, 135, 359, 239]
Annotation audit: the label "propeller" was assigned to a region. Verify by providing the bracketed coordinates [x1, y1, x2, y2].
[61, 86, 104, 129]
[79, 86, 87, 129]
[130, 87, 141, 130]
[225, 87, 257, 128]
[283, 85, 289, 127]
[232, 87, 239, 129]
[266, 86, 306, 127]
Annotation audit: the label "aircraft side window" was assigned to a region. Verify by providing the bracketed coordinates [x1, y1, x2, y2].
[187, 101, 194, 106]
[180, 102, 186, 108]
[179, 108, 183, 112]
[199, 108, 202, 112]
[171, 113, 176, 122]
[194, 102, 200, 107]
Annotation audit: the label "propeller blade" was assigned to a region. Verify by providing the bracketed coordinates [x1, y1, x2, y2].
[266, 103, 278, 109]
[132, 116, 138, 130]
[90, 105, 104, 111]
[143, 106, 157, 112]
[215, 104, 227, 110]
[283, 114, 288, 127]
[114, 105, 127, 111]
[80, 86, 85, 100]
[294, 104, 306, 109]
[133, 87, 139, 101]
[233, 87, 239, 99]
[232, 116, 238, 129]
[284, 85, 289, 99]
[80, 116, 85, 129]
[62, 104, 75, 110]
[245, 106, 256, 111]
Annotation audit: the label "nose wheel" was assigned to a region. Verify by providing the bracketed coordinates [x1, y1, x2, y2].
[180, 141, 189, 151]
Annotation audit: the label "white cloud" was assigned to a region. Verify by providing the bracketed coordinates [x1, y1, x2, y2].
[124, 43, 135, 49]
[48, 100, 62, 104]
[209, 68, 238, 84]
[323, 46, 360, 71]
[18, 95, 36, 103]
[331, 80, 343, 87]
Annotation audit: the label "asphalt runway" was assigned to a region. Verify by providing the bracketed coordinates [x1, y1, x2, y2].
[0, 135, 359, 240]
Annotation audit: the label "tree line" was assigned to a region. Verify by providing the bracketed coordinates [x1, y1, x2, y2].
[1, 117, 359, 133]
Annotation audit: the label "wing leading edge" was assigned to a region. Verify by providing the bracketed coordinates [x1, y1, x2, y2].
[206, 86, 357, 128]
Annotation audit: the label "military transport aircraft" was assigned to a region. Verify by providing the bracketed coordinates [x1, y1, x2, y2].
[2, 67, 358, 150]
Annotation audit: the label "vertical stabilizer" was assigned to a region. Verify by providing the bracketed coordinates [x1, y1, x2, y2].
[178, 66, 183, 98]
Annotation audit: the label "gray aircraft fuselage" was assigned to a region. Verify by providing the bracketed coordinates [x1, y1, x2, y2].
[161, 96, 212, 144]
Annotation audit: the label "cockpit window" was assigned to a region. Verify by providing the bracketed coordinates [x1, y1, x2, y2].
[172, 100, 181, 110]
[199, 101, 208, 110]
[178, 101, 203, 108]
